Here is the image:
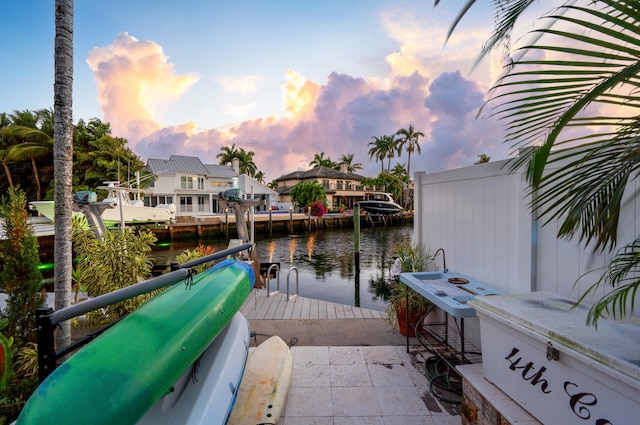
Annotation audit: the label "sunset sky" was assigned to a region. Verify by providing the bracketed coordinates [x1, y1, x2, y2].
[0, 0, 552, 181]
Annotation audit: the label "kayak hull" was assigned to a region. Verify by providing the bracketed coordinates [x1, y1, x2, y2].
[17, 259, 254, 425]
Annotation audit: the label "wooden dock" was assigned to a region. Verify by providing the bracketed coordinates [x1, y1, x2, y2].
[240, 289, 384, 320]
[152, 211, 413, 241]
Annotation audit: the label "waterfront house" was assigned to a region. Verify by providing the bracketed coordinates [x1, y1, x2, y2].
[274, 164, 366, 210]
[144, 155, 277, 218]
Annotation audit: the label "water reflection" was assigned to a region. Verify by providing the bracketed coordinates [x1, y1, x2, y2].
[152, 224, 414, 311]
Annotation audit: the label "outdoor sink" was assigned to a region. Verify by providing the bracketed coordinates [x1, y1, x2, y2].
[399, 271, 504, 318]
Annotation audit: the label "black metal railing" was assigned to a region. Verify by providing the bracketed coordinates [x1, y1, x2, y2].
[36, 242, 254, 382]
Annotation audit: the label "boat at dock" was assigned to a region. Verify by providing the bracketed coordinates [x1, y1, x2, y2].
[355, 192, 403, 215]
[29, 182, 176, 228]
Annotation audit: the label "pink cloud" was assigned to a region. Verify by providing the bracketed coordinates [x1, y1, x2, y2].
[91, 34, 507, 181]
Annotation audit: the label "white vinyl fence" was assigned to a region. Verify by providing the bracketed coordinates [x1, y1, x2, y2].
[413, 156, 639, 346]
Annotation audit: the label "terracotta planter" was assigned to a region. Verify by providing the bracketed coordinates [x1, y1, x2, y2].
[395, 305, 427, 337]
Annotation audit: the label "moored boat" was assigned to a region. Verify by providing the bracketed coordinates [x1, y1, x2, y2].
[29, 182, 176, 227]
[98, 181, 176, 226]
[355, 192, 403, 215]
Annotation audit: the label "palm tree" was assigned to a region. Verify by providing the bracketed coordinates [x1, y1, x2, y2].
[396, 124, 424, 178]
[383, 134, 400, 172]
[340, 153, 363, 173]
[268, 180, 278, 189]
[0, 113, 15, 188]
[443, 0, 640, 324]
[309, 152, 337, 169]
[216, 143, 239, 166]
[236, 148, 258, 177]
[53, 0, 75, 348]
[254, 171, 266, 184]
[368, 135, 397, 172]
[5, 109, 55, 200]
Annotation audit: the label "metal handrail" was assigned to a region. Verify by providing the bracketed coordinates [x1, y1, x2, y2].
[286, 266, 299, 301]
[266, 264, 280, 296]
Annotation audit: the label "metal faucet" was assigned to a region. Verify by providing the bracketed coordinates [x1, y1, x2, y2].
[433, 248, 448, 273]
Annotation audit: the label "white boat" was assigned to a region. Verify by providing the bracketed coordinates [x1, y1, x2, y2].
[98, 182, 176, 227]
[355, 192, 403, 215]
[29, 182, 176, 228]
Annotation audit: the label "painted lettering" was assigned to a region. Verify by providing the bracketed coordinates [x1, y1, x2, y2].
[504, 347, 551, 394]
[564, 381, 612, 424]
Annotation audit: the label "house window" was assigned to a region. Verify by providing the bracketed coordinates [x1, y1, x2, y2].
[179, 196, 193, 212]
[197, 177, 205, 190]
[346, 181, 353, 190]
[337, 180, 344, 190]
[322, 180, 330, 189]
[181, 176, 194, 189]
[197, 196, 207, 212]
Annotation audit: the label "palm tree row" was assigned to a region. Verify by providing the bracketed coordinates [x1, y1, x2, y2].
[0, 109, 145, 202]
[368, 124, 424, 177]
[307, 152, 364, 173]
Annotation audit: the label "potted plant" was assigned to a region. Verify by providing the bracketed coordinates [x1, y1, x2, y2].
[385, 242, 436, 337]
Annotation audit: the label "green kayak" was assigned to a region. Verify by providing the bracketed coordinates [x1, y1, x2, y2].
[17, 259, 254, 425]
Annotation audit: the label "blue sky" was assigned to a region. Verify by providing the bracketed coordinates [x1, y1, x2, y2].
[1, 0, 532, 181]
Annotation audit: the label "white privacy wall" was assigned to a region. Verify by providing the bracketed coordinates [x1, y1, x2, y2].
[414, 159, 533, 295]
[414, 159, 640, 311]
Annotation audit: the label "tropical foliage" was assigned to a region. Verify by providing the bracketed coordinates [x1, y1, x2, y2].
[290, 181, 326, 211]
[443, 0, 640, 324]
[308, 201, 325, 217]
[368, 124, 425, 177]
[309, 152, 338, 169]
[395, 124, 424, 177]
[0, 188, 44, 423]
[368, 134, 398, 173]
[0, 111, 145, 203]
[172, 244, 217, 275]
[339, 153, 363, 173]
[384, 242, 436, 331]
[0, 188, 45, 350]
[216, 143, 262, 178]
[71, 225, 157, 328]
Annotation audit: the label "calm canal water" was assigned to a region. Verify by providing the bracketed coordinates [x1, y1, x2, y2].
[152, 224, 414, 311]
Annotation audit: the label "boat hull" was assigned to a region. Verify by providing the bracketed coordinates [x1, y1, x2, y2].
[101, 204, 175, 226]
[356, 201, 403, 215]
[29, 200, 174, 226]
[16, 259, 254, 425]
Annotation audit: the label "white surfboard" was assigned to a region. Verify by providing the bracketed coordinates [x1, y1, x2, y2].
[227, 335, 293, 425]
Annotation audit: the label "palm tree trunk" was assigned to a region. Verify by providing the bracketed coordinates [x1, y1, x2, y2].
[31, 157, 41, 200]
[53, 0, 74, 349]
[1, 160, 13, 187]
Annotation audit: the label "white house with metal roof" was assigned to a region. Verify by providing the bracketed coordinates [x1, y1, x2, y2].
[143, 155, 278, 218]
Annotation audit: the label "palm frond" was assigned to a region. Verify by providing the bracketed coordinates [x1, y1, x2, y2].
[575, 238, 640, 326]
[488, 1, 640, 183]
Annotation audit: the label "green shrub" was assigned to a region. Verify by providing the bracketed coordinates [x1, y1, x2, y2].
[72, 225, 157, 328]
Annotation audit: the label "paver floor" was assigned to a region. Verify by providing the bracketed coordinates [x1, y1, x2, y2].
[277, 345, 461, 425]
